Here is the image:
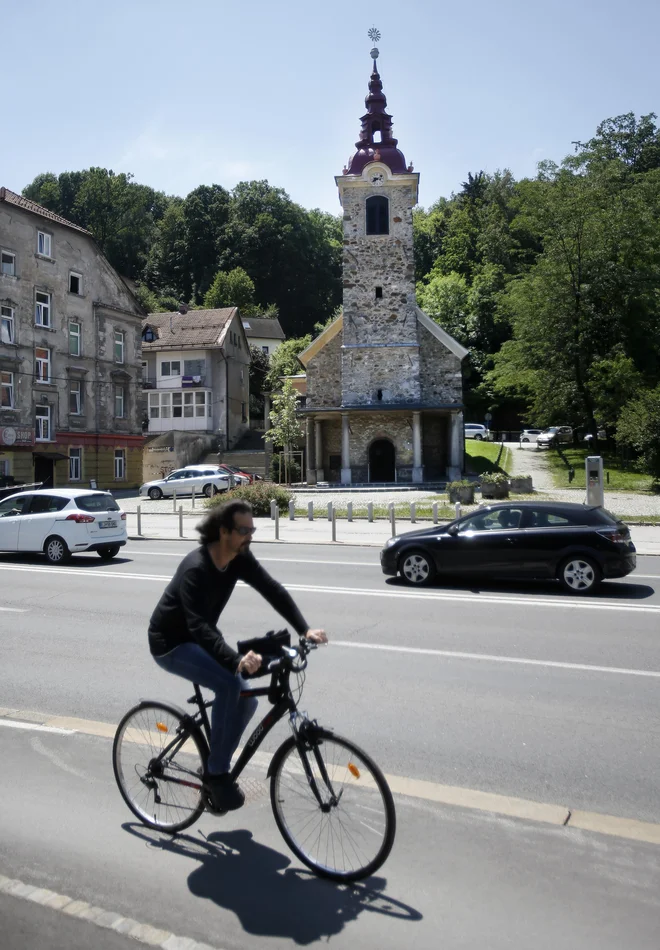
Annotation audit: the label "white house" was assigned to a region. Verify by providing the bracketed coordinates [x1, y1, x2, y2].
[241, 316, 285, 357]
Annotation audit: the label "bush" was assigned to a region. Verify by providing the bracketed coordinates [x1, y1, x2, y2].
[205, 481, 292, 516]
[480, 472, 509, 484]
[270, 455, 301, 484]
[447, 479, 473, 491]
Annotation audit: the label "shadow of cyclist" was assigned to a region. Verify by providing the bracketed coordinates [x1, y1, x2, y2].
[123, 823, 422, 944]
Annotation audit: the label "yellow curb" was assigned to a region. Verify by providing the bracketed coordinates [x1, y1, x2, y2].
[568, 810, 660, 845]
[45, 716, 116, 739]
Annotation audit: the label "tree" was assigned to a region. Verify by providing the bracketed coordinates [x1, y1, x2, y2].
[181, 184, 230, 301]
[264, 378, 304, 484]
[265, 335, 311, 392]
[204, 267, 256, 310]
[248, 344, 270, 420]
[616, 386, 660, 475]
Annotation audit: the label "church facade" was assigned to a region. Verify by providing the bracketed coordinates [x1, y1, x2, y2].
[298, 43, 468, 485]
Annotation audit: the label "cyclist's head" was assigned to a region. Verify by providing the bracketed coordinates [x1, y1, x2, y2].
[197, 500, 254, 548]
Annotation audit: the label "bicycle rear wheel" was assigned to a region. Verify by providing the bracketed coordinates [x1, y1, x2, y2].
[270, 728, 396, 882]
[113, 701, 207, 833]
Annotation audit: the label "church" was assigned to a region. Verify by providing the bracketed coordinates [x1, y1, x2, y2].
[298, 39, 468, 485]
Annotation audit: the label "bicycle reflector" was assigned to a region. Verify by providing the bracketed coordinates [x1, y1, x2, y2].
[348, 763, 361, 779]
[156, 722, 169, 733]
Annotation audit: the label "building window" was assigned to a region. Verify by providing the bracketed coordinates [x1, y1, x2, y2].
[35, 347, 51, 383]
[143, 326, 155, 342]
[195, 391, 206, 417]
[366, 195, 389, 235]
[375, 286, 383, 299]
[35, 405, 51, 441]
[148, 390, 211, 420]
[172, 392, 183, 418]
[1, 306, 14, 343]
[114, 385, 125, 418]
[70, 379, 82, 415]
[183, 391, 194, 417]
[114, 449, 126, 480]
[1, 250, 15, 276]
[1, 371, 14, 408]
[114, 330, 125, 364]
[148, 393, 160, 418]
[262, 345, 269, 354]
[183, 359, 203, 377]
[37, 231, 52, 257]
[69, 448, 82, 481]
[69, 321, 81, 356]
[35, 291, 51, 327]
[69, 272, 82, 295]
[241, 402, 247, 423]
[161, 360, 181, 377]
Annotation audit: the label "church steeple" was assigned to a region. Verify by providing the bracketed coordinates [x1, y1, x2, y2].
[345, 42, 410, 176]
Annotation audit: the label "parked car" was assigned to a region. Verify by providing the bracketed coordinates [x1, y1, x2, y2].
[0, 489, 127, 563]
[380, 502, 636, 595]
[139, 467, 230, 500]
[217, 464, 252, 485]
[181, 464, 249, 487]
[536, 426, 573, 448]
[520, 428, 542, 443]
[464, 423, 489, 441]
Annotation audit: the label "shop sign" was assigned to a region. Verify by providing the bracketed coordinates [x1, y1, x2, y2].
[0, 426, 35, 447]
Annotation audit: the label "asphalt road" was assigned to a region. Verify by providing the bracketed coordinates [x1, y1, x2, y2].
[1, 541, 659, 948]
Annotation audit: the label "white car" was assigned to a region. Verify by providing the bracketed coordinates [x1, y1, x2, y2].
[0, 489, 127, 564]
[520, 428, 542, 443]
[182, 464, 249, 487]
[139, 467, 230, 500]
[464, 423, 489, 441]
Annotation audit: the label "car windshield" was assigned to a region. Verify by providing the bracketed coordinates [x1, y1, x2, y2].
[542, 428, 558, 433]
[76, 493, 120, 512]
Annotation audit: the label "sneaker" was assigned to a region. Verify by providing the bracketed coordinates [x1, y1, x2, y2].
[206, 773, 245, 812]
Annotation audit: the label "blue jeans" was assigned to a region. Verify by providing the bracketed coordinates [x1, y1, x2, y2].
[153, 643, 258, 775]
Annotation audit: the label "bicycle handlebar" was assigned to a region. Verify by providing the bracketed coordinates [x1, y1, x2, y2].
[266, 636, 316, 675]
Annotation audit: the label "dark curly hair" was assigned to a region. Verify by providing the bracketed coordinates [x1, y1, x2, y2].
[197, 499, 253, 545]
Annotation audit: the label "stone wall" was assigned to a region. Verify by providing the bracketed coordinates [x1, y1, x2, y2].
[306, 332, 341, 408]
[419, 323, 463, 405]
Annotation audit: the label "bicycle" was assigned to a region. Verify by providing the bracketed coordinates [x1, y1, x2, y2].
[112, 632, 396, 882]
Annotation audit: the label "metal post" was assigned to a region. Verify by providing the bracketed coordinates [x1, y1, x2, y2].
[327, 501, 333, 521]
[367, 502, 373, 523]
[455, 502, 461, 520]
[410, 502, 416, 524]
[347, 502, 353, 522]
[270, 499, 277, 520]
[332, 508, 337, 542]
[432, 502, 438, 524]
[191, 487, 195, 509]
[137, 504, 142, 536]
[289, 499, 295, 520]
[179, 506, 183, 538]
[390, 504, 396, 538]
[308, 501, 314, 521]
[172, 489, 176, 512]
[274, 506, 279, 540]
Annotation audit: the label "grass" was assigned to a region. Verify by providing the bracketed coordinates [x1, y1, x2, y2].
[543, 447, 658, 493]
[464, 439, 513, 476]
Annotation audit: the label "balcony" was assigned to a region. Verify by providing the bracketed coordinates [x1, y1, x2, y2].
[142, 376, 207, 390]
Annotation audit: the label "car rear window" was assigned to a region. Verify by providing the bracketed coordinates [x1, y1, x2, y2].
[590, 508, 619, 525]
[75, 493, 120, 512]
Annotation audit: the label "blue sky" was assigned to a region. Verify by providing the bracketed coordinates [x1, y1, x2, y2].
[5, 0, 659, 214]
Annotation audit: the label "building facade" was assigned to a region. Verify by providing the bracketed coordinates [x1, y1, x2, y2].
[0, 188, 144, 489]
[299, 45, 468, 484]
[141, 307, 250, 480]
[241, 316, 285, 357]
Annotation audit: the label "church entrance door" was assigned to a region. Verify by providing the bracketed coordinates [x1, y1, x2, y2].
[369, 439, 395, 482]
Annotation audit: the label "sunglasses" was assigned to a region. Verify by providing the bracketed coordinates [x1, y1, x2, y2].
[233, 526, 257, 536]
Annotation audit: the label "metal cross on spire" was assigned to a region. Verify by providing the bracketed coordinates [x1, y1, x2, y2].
[368, 27, 381, 61]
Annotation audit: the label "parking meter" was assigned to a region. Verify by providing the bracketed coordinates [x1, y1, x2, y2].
[585, 456, 604, 507]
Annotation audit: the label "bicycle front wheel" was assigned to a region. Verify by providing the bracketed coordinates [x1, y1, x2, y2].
[113, 701, 207, 833]
[270, 728, 396, 882]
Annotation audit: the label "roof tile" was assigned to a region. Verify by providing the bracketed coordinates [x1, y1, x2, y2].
[0, 186, 92, 236]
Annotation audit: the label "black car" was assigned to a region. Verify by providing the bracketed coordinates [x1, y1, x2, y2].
[380, 502, 636, 595]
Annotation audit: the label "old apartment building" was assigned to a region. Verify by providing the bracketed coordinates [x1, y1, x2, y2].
[0, 188, 144, 488]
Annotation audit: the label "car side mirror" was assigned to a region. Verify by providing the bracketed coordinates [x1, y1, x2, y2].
[447, 524, 459, 536]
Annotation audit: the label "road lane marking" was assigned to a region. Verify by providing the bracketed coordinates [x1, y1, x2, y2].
[332, 640, 660, 679]
[2, 708, 660, 847]
[0, 561, 658, 613]
[0, 607, 28, 612]
[0, 720, 75, 735]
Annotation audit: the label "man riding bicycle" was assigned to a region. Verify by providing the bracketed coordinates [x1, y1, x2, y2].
[148, 499, 327, 813]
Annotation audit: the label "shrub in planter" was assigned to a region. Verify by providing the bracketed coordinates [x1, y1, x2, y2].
[205, 481, 292, 516]
[509, 474, 533, 493]
[447, 480, 475, 503]
[480, 472, 510, 499]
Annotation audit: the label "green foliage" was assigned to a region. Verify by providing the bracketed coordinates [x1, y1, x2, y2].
[264, 378, 304, 449]
[265, 336, 311, 392]
[616, 385, 660, 476]
[205, 481, 293, 516]
[203, 267, 256, 310]
[480, 472, 509, 484]
[270, 455, 301, 483]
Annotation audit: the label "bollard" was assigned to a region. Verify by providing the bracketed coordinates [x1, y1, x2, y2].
[347, 502, 353, 522]
[327, 501, 333, 522]
[455, 502, 461, 520]
[390, 504, 396, 538]
[289, 499, 295, 520]
[332, 508, 337, 542]
[137, 504, 142, 536]
[274, 505, 280, 540]
[191, 487, 195, 509]
[308, 501, 314, 521]
[270, 499, 277, 520]
[410, 502, 416, 524]
[179, 505, 183, 538]
[432, 502, 438, 524]
[172, 489, 177, 512]
[367, 502, 373, 523]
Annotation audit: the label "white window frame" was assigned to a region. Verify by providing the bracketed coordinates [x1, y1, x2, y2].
[114, 329, 125, 364]
[148, 390, 211, 420]
[114, 385, 125, 418]
[35, 347, 51, 383]
[160, 360, 181, 377]
[1, 250, 15, 276]
[69, 321, 81, 357]
[1, 371, 14, 409]
[70, 379, 82, 415]
[35, 291, 51, 328]
[69, 272, 82, 295]
[262, 345, 269, 354]
[69, 448, 82, 481]
[37, 231, 52, 258]
[114, 449, 126, 480]
[1, 305, 14, 344]
[35, 405, 51, 441]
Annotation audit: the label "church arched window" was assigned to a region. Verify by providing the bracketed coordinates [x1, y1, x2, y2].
[366, 195, 389, 235]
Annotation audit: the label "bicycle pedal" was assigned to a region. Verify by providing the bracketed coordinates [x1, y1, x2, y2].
[202, 790, 227, 817]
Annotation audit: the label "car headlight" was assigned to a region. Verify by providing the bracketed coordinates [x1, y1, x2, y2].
[384, 537, 397, 549]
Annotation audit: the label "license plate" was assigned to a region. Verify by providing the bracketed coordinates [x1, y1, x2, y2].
[99, 520, 117, 529]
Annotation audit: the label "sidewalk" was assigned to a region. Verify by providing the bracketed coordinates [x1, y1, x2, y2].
[126, 511, 660, 555]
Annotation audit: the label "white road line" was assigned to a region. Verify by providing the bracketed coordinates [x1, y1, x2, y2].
[124, 549, 378, 566]
[0, 720, 75, 735]
[0, 562, 658, 613]
[0, 607, 28, 612]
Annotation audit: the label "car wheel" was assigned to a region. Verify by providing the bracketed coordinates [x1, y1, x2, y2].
[97, 545, 120, 560]
[474, 434, 483, 441]
[559, 556, 601, 595]
[44, 535, 70, 565]
[148, 487, 163, 500]
[203, 483, 216, 498]
[522, 437, 529, 443]
[399, 549, 436, 587]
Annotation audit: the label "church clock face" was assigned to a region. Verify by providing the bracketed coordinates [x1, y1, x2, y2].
[370, 171, 385, 186]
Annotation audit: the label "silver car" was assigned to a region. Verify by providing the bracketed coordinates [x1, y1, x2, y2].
[537, 426, 573, 448]
[139, 467, 230, 500]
